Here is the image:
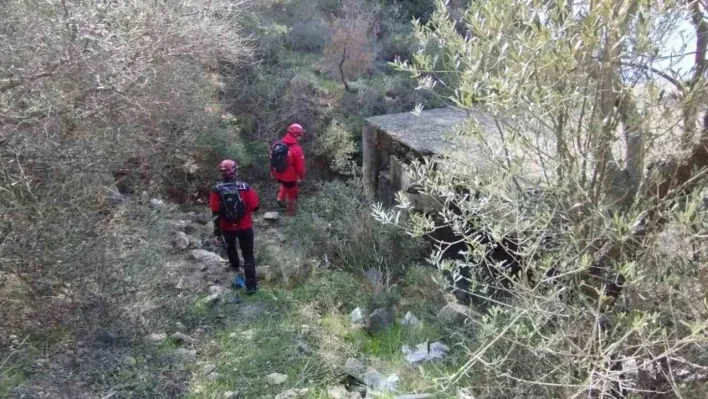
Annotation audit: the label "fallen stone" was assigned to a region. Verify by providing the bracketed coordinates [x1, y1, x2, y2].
[275, 388, 309, 399]
[150, 198, 166, 207]
[349, 307, 365, 325]
[343, 358, 366, 380]
[402, 341, 449, 365]
[297, 341, 312, 355]
[263, 212, 279, 221]
[202, 363, 216, 375]
[367, 307, 394, 334]
[207, 372, 223, 381]
[209, 285, 226, 296]
[192, 212, 212, 225]
[147, 333, 167, 343]
[266, 372, 289, 385]
[457, 388, 475, 398]
[328, 385, 363, 399]
[190, 249, 227, 268]
[189, 236, 203, 249]
[169, 220, 189, 231]
[223, 391, 238, 399]
[171, 332, 195, 344]
[362, 368, 382, 389]
[175, 322, 186, 331]
[401, 311, 421, 327]
[437, 302, 470, 325]
[275, 232, 287, 242]
[175, 278, 185, 290]
[172, 232, 190, 249]
[174, 348, 197, 361]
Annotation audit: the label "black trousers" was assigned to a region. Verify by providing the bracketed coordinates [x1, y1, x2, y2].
[222, 228, 256, 290]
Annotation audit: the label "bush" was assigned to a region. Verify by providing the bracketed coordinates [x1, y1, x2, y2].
[284, 180, 426, 277]
[316, 119, 359, 176]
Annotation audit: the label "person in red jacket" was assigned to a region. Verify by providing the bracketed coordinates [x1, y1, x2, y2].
[270, 123, 306, 216]
[209, 159, 260, 294]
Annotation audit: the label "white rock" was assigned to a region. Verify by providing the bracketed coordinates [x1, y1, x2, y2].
[202, 363, 217, 375]
[263, 212, 279, 221]
[150, 198, 166, 207]
[201, 293, 220, 306]
[172, 232, 190, 249]
[223, 392, 237, 399]
[190, 249, 227, 268]
[175, 279, 185, 290]
[349, 307, 365, 325]
[401, 311, 421, 327]
[402, 341, 449, 365]
[209, 285, 226, 296]
[275, 388, 309, 399]
[266, 372, 289, 385]
[147, 333, 167, 343]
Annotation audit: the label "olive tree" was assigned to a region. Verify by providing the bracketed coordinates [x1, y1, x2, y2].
[375, 0, 708, 397]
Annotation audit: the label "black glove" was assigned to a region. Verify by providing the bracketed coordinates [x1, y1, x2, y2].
[212, 211, 221, 237]
[214, 227, 221, 237]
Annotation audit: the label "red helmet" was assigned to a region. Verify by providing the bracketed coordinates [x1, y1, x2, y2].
[219, 159, 238, 178]
[287, 123, 304, 138]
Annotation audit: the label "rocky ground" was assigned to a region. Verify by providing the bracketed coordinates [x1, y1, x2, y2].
[3, 194, 476, 399]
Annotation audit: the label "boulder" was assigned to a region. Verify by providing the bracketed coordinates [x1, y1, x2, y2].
[263, 212, 279, 221]
[401, 311, 421, 327]
[437, 302, 470, 325]
[266, 372, 289, 385]
[402, 341, 449, 365]
[190, 249, 227, 268]
[147, 333, 167, 343]
[349, 307, 365, 325]
[367, 307, 394, 334]
[171, 232, 190, 250]
[343, 358, 366, 380]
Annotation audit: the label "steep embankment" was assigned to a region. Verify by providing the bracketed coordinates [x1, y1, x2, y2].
[4, 189, 475, 399]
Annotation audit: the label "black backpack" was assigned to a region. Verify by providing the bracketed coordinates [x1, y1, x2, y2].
[215, 181, 247, 223]
[270, 141, 290, 173]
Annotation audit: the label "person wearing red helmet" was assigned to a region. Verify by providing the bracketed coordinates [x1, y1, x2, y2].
[209, 159, 260, 294]
[270, 123, 306, 216]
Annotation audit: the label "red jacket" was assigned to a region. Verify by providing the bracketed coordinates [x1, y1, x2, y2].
[271, 134, 306, 182]
[209, 179, 260, 231]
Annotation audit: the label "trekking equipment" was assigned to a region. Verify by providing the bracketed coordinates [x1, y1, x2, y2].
[219, 159, 238, 178]
[287, 123, 304, 137]
[270, 141, 290, 173]
[215, 181, 246, 223]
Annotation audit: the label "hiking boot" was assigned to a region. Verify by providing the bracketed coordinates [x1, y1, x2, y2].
[246, 286, 258, 295]
[276, 200, 286, 209]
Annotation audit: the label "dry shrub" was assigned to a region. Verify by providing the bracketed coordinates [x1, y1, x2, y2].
[0, 0, 250, 344]
[322, 0, 378, 89]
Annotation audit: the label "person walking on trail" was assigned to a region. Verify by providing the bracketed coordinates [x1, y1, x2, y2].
[210, 159, 260, 295]
[270, 123, 306, 217]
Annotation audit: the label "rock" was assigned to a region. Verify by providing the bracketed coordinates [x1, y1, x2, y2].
[437, 302, 470, 325]
[189, 236, 203, 249]
[175, 279, 185, 290]
[349, 307, 365, 325]
[103, 186, 126, 206]
[171, 332, 195, 344]
[457, 388, 476, 398]
[367, 307, 394, 334]
[402, 341, 449, 365]
[362, 368, 382, 389]
[328, 385, 363, 399]
[343, 358, 366, 380]
[190, 249, 227, 268]
[266, 372, 289, 385]
[275, 388, 309, 399]
[263, 212, 279, 221]
[175, 322, 186, 331]
[209, 285, 226, 296]
[297, 341, 312, 355]
[147, 333, 167, 343]
[123, 356, 137, 366]
[174, 348, 197, 361]
[172, 232, 190, 249]
[239, 329, 255, 340]
[201, 293, 220, 307]
[207, 372, 223, 381]
[150, 198, 166, 207]
[169, 220, 189, 231]
[401, 311, 421, 327]
[275, 232, 287, 242]
[256, 265, 275, 282]
[202, 363, 216, 375]
[223, 392, 238, 399]
[192, 212, 212, 225]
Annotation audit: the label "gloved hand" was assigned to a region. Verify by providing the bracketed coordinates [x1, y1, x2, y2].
[213, 227, 221, 237]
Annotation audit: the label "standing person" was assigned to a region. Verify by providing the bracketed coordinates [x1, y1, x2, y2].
[270, 123, 306, 216]
[209, 159, 260, 294]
